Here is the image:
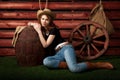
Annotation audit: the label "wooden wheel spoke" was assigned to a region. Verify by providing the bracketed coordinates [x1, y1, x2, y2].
[72, 36, 83, 41]
[77, 32, 83, 40]
[87, 44, 90, 56]
[86, 24, 90, 35]
[77, 29, 85, 37]
[93, 40, 105, 45]
[91, 43, 100, 53]
[79, 44, 86, 54]
[78, 41, 84, 46]
[78, 37, 83, 40]
[73, 31, 83, 40]
[75, 41, 84, 47]
[93, 33, 104, 39]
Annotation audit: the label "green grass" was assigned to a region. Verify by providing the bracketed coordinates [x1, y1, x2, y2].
[0, 56, 120, 80]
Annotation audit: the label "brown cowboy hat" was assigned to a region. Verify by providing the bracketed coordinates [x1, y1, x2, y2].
[37, 8, 56, 19]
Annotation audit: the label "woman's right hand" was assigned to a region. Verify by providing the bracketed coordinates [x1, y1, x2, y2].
[27, 22, 41, 33]
[27, 22, 39, 27]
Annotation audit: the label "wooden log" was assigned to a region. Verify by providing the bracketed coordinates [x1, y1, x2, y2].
[0, 38, 120, 48]
[0, 29, 120, 39]
[0, 47, 119, 56]
[0, 48, 15, 56]
[75, 48, 120, 57]
[0, 20, 120, 29]
[105, 48, 120, 55]
[0, 31, 13, 38]
[0, 11, 89, 20]
[0, 2, 120, 10]
[0, 20, 29, 29]
[0, 39, 12, 47]
[0, 11, 36, 19]
[0, 20, 84, 29]
[0, 11, 120, 20]
[0, 28, 119, 39]
[60, 30, 120, 39]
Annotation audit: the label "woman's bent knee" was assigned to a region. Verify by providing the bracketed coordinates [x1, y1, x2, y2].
[43, 58, 51, 66]
[43, 57, 60, 68]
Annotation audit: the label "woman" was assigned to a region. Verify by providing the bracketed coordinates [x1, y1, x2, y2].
[28, 8, 114, 73]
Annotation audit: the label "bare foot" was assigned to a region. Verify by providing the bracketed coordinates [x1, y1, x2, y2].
[96, 62, 114, 69]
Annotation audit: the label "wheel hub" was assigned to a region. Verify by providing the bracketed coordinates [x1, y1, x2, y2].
[83, 35, 92, 44]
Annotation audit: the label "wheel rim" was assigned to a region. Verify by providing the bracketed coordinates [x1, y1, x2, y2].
[69, 21, 109, 60]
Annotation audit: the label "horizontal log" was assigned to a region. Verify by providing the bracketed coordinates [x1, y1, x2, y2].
[0, 29, 119, 39]
[104, 48, 120, 55]
[76, 48, 120, 57]
[60, 30, 120, 39]
[0, 20, 119, 29]
[0, 38, 120, 48]
[0, 1, 120, 10]
[0, 11, 120, 20]
[0, 31, 14, 38]
[0, 11, 89, 20]
[0, 47, 120, 56]
[0, 20, 29, 29]
[0, 11, 36, 19]
[0, 48, 15, 56]
[0, 20, 85, 29]
[0, 39, 13, 47]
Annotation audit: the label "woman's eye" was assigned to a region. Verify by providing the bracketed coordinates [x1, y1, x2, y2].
[42, 18, 44, 20]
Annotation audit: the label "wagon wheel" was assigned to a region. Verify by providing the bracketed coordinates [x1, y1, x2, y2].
[69, 21, 109, 60]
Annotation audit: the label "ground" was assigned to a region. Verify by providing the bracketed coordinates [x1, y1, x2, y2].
[0, 56, 120, 80]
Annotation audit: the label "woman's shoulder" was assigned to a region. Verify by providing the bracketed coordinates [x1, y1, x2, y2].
[49, 27, 59, 35]
[50, 27, 59, 31]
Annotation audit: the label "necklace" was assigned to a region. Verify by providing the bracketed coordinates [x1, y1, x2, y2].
[46, 31, 49, 36]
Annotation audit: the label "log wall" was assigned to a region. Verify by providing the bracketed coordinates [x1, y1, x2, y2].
[0, 0, 120, 56]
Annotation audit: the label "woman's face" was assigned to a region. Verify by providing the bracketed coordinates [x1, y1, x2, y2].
[40, 14, 51, 27]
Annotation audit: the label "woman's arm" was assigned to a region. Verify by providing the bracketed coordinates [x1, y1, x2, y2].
[28, 22, 55, 48]
[37, 29, 55, 48]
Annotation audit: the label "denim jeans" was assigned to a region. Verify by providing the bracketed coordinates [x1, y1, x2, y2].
[43, 44, 88, 72]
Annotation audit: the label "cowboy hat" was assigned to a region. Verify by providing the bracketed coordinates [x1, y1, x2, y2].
[37, 8, 56, 19]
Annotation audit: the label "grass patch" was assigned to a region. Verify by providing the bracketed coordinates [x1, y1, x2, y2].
[0, 56, 120, 80]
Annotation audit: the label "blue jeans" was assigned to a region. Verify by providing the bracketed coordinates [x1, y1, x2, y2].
[43, 44, 88, 72]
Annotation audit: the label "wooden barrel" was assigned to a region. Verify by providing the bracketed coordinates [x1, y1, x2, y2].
[15, 26, 45, 66]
